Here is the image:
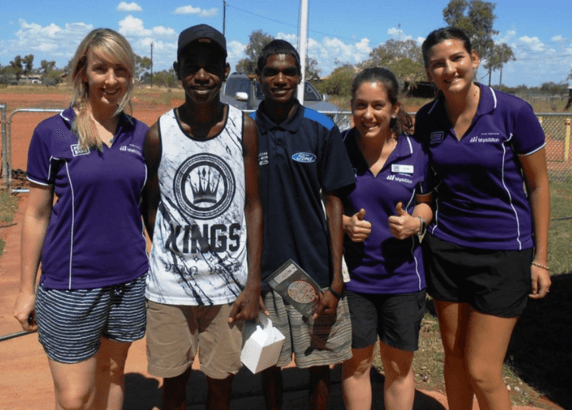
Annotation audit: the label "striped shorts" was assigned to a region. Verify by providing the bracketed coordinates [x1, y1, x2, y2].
[35, 274, 146, 364]
[264, 288, 353, 369]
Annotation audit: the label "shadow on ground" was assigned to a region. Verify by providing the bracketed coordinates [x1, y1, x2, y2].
[507, 272, 572, 409]
[124, 365, 446, 409]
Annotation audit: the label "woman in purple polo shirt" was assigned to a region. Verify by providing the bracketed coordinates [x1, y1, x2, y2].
[415, 27, 551, 410]
[340, 67, 433, 410]
[13, 29, 148, 410]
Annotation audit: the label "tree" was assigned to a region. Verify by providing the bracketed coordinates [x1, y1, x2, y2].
[153, 68, 177, 88]
[43, 69, 65, 86]
[235, 30, 274, 74]
[23, 54, 34, 76]
[483, 42, 515, 86]
[305, 56, 321, 81]
[63, 59, 74, 74]
[40, 60, 56, 74]
[539, 81, 566, 95]
[360, 39, 425, 84]
[443, 0, 498, 69]
[10, 55, 23, 80]
[134, 54, 152, 81]
[316, 63, 354, 97]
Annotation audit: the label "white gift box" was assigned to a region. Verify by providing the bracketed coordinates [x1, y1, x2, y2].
[241, 313, 285, 374]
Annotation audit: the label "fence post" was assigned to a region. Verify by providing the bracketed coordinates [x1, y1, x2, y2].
[566, 118, 571, 162]
[1, 103, 7, 189]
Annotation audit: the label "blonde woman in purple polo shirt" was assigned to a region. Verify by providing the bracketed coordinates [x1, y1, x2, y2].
[415, 27, 551, 410]
[340, 67, 433, 410]
[13, 29, 148, 410]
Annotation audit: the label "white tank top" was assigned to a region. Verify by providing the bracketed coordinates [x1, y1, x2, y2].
[146, 105, 248, 305]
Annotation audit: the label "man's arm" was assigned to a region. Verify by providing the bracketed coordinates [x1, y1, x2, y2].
[141, 122, 162, 240]
[313, 191, 345, 318]
[228, 114, 264, 324]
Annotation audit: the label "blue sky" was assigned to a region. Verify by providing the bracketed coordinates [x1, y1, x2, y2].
[0, 0, 570, 87]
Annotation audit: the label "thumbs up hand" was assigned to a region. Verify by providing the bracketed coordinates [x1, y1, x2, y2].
[388, 202, 420, 240]
[343, 208, 371, 242]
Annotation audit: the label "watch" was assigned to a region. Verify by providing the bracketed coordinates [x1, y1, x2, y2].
[416, 216, 427, 237]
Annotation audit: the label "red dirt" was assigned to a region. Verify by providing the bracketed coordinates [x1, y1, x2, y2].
[0, 92, 560, 410]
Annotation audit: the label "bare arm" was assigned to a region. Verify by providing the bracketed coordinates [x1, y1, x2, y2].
[141, 122, 161, 240]
[519, 148, 551, 299]
[343, 209, 372, 243]
[228, 114, 264, 323]
[313, 191, 345, 318]
[388, 193, 433, 240]
[13, 183, 54, 331]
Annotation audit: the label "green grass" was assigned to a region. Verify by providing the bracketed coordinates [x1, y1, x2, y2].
[0, 190, 19, 257]
[548, 179, 572, 275]
[132, 87, 185, 106]
[0, 83, 72, 95]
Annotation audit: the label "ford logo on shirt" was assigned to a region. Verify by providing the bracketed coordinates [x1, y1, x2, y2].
[292, 152, 317, 163]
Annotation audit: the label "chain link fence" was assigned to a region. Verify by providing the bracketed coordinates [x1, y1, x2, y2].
[332, 112, 572, 182]
[1, 105, 571, 189]
[538, 114, 572, 182]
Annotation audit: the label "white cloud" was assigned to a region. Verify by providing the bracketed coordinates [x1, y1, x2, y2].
[118, 15, 176, 38]
[118, 15, 147, 36]
[496, 30, 517, 44]
[224, 30, 371, 76]
[117, 2, 142, 12]
[387, 27, 413, 41]
[227, 40, 246, 61]
[129, 38, 178, 70]
[516, 35, 546, 52]
[0, 19, 94, 67]
[551, 35, 566, 43]
[173, 6, 218, 17]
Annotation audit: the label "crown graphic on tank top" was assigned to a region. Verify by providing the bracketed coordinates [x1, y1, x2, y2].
[192, 167, 221, 204]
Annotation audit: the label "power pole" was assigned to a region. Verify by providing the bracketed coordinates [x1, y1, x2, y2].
[223, 0, 227, 35]
[499, 46, 505, 88]
[150, 42, 154, 88]
[297, 0, 308, 103]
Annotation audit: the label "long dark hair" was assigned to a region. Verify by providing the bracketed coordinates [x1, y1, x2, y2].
[350, 67, 413, 136]
[421, 27, 473, 68]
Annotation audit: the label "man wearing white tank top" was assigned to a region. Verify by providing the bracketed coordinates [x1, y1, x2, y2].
[142, 24, 264, 410]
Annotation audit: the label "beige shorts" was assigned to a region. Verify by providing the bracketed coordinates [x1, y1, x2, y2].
[146, 301, 243, 379]
[264, 289, 353, 369]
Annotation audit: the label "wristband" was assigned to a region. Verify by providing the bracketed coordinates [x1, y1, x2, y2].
[328, 287, 342, 299]
[416, 216, 427, 237]
[531, 261, 550, 271]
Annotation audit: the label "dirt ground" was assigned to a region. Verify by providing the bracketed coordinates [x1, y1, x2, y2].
[0, 92, 556, 410]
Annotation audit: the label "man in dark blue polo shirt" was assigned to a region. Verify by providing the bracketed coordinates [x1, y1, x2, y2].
[250, 39, 354, 410]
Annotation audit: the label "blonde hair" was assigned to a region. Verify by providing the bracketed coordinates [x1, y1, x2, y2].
[70, 28, 135, 151]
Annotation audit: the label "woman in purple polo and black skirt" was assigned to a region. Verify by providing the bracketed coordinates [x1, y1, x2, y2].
[415, 27, 551, 410]
[340, 67, 433, 410]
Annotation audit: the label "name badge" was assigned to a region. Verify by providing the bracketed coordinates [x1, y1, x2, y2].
[391, 164, 414, 174]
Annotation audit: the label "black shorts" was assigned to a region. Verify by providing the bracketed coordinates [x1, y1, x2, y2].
[423, 234, 533, 318]
[346, 289, 426, 352]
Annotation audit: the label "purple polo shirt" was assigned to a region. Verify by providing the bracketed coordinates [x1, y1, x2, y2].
[414, 84, 545, 250]
[342, 129, 430, 294]
[27, 107, 149, 290]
